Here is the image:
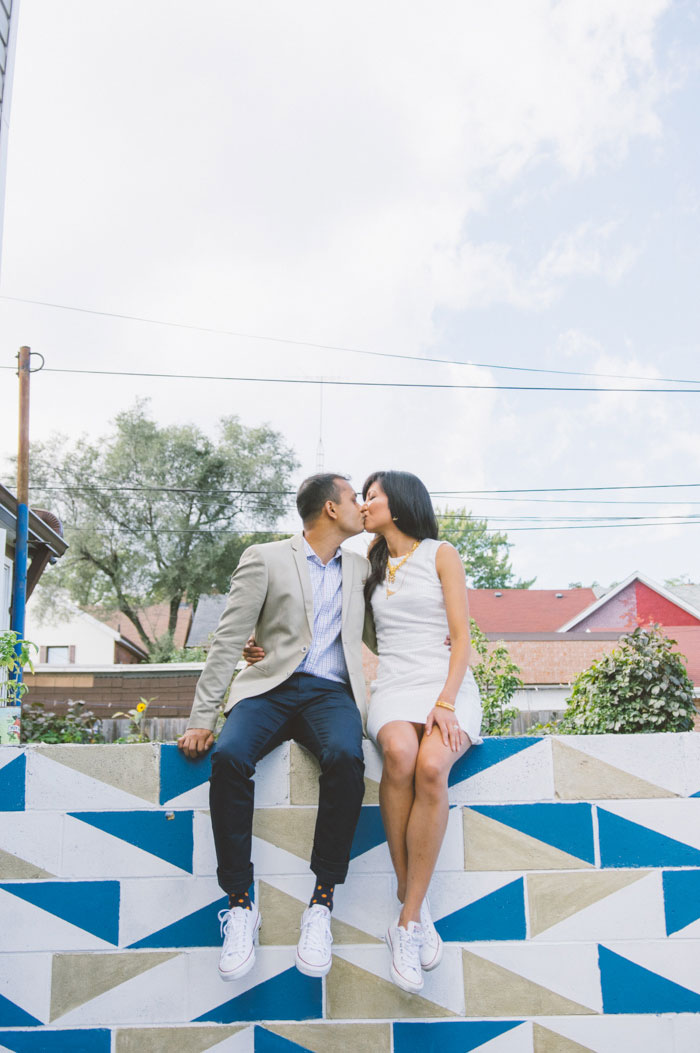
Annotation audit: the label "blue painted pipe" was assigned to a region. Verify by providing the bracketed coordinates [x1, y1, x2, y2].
[10, 501, 29, 694]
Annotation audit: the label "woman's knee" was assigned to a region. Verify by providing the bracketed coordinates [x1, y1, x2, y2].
[414, 752, 449, 797]
[381, 737, 419, 782]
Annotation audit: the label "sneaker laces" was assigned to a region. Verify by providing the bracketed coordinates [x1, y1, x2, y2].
[218, 907, 251, 954]
[300, 905, 332, 955]
[420, 899, 436, 936]
[397, 922, 423, 966]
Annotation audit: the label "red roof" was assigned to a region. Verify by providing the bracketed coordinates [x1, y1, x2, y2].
[468, 588, 597, 633]
[93, 603, 193, 651]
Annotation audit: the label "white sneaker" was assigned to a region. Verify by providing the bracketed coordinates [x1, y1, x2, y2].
[419, 897, 443, 971]
[295, 904, 333, 976]
[386, 918, 424, 993]
[217, 904, 261, 981]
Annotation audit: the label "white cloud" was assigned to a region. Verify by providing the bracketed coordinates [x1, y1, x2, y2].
[430, 220, 639, 313]
[2, 0, 670, 340]
[1, 0, 691, 589]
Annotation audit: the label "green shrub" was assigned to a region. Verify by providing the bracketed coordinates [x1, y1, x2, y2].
[470, 619, 523, 736]
[147, 634, 207, 663]
[0, 630, 35, 706]
[20, 699, 104, 744]
[557, 625, 697, 734]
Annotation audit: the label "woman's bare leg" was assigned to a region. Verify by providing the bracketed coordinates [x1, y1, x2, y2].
[399, 730, 471, 927]
[377, 721, 421, 903]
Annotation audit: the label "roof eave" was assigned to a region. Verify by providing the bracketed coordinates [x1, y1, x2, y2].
[557, 571, 700, 631]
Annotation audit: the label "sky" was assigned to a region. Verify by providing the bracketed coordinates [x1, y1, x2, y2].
[1, 0, 700, 588]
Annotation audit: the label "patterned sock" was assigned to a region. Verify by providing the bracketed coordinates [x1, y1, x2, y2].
[229, 889, 252, 911]
[309, 881, 334, 912]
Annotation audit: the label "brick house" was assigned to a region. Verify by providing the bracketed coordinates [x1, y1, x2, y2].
[469, 573, 700, 719]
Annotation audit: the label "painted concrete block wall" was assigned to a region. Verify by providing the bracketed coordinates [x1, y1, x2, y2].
[2, 734, 700, 1052]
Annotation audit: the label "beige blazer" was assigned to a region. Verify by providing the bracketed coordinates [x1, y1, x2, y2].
[187, 533, 374, 732]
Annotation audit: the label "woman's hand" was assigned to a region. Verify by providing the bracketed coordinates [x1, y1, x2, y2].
[425, 705, 465, 752]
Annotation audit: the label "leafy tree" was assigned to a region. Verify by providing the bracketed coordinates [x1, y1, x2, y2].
[27, 401, 298, 655]
[437, 507, 535, 589]
[558, 625, 697, 734]
[470, 619, 523, 735]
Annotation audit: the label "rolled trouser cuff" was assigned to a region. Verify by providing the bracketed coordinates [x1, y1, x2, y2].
[217, 863, 254, 897]
[311, 850, 349, 885]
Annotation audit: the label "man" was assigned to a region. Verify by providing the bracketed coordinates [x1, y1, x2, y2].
[178, 473, 370, 982]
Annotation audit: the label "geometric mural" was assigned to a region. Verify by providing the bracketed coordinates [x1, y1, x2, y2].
[2, 735, 700, 1051]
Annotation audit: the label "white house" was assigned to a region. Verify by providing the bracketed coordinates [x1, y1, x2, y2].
[24, 592, 147, 666]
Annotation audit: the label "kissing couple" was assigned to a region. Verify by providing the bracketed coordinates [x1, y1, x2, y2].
[178, 470, 482, 994]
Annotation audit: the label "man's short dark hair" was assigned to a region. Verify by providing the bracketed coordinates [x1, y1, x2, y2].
[296, 473, 349, 524]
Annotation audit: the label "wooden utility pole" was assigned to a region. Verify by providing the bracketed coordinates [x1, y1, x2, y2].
[10, 346, 31, 679]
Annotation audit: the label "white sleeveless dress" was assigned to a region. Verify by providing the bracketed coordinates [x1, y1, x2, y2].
[366, 538, 483, 745]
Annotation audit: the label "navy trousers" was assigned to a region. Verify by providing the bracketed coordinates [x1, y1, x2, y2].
[209, 672, 365, 895]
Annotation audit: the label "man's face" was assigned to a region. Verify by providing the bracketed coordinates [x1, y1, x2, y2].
[333, 479, 364, 537]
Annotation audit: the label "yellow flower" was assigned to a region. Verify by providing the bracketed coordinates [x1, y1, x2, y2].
[136, 702, 147, 713]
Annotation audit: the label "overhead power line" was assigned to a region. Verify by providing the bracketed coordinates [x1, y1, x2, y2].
[432, 483, 700, 494]
[2, 294, 697, 386]
[0, 362, 696, 393]
[111, 518, 700, 535]
[120, 515, 700, 529]
[13, 482, 700, 498]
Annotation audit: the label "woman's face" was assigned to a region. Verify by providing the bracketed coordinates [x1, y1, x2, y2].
[361, 479, 393, 534]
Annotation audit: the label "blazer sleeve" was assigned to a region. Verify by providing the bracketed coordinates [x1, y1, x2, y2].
[187, 546, 269, 731]
[362, 605, 378, 655]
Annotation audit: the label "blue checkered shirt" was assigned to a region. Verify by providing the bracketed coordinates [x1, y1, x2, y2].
[296, 538, 349, 684]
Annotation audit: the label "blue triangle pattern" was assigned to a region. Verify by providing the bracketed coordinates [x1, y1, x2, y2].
[470, 803, 595, 864]
[598, 809, 700, 869]
[255, 1026, 313, 1052]
[448, 737, 541, 787]
[129, 895, 228, 948]
[69, 810, 194, 872]
[0, 1030, 111, 1052]
[662, 869, 700, 935]
[0, 880, 120, 945]
[599, 945, 700, 1013]
[0, 992, 42, 1027]
[0, 752, 25, 811]
[195, 965, 322, 1023]
[349, 805, 387, 859]
[435, 878, 526, 942]
[393, 1020, 524, 1052]
[160, 743, 212, 804]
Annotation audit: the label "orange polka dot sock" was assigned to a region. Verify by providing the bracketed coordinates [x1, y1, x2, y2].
[309, 881, 334, 912]
[229, 890, 252, 911]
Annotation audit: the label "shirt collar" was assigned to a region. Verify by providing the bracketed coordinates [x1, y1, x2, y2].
[303, 536, 342, 566]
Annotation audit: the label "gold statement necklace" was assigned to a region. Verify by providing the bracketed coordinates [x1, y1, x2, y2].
[385, 540, 420, 597]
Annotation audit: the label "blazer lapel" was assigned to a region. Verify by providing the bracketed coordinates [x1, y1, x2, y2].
[341, 548, 354, 627]
[291, 533, 314, 635]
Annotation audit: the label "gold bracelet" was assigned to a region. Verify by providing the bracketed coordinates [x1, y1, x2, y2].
[435, 700, 455, 712]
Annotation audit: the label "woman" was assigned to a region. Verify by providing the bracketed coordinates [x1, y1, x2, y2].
[361, 470, 482, 994]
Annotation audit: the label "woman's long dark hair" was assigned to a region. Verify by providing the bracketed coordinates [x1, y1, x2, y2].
[363, 470, 439, 601]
